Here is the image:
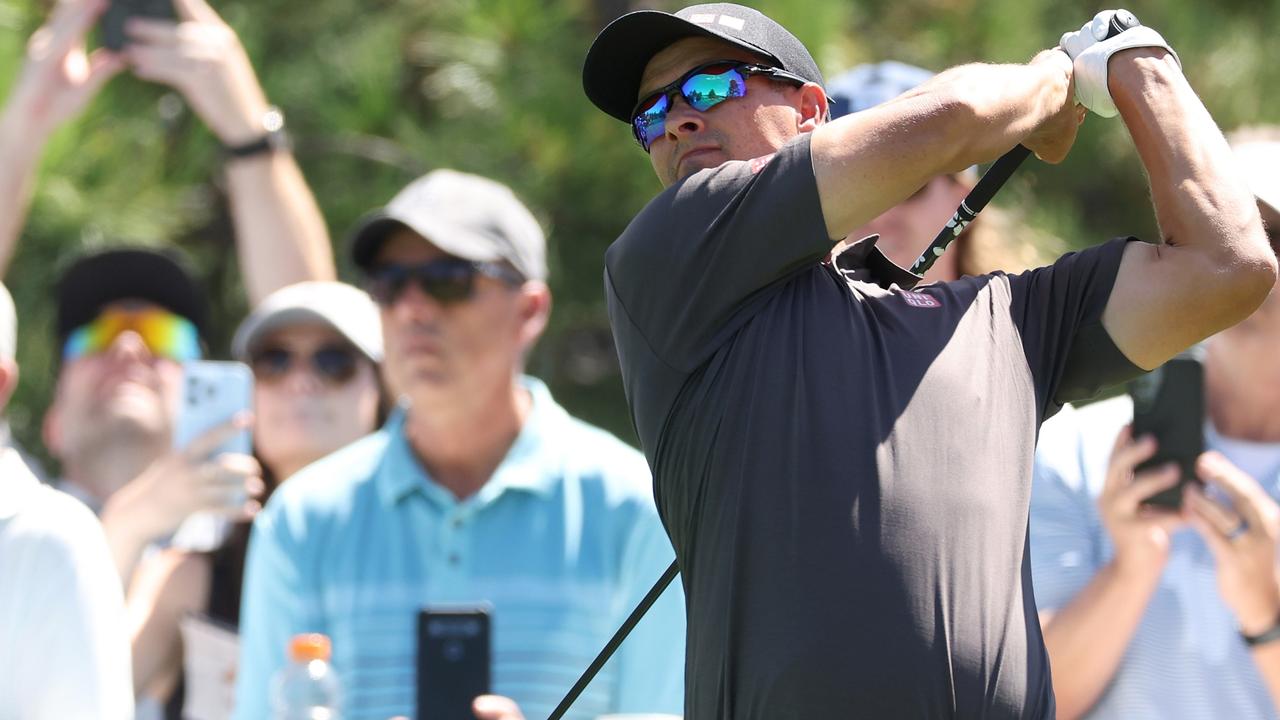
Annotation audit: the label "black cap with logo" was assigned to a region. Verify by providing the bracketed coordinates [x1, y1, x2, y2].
[583, 3, 826, 124]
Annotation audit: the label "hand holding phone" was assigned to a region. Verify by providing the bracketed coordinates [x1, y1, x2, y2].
[418, 606, 492, 720]
[100, 0, 176, 51]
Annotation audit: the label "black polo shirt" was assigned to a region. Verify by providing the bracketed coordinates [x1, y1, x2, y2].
[603, 133, 1142, 719]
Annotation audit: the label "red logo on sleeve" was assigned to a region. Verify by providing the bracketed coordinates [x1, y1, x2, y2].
[901, 290, 941, 309]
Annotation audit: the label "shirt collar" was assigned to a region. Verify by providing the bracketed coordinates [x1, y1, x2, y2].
[375, 376, 568, 508]
[831, 234, 923, 290]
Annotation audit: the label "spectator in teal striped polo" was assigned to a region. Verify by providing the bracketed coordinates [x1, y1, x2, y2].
[235, 170, 685, 720]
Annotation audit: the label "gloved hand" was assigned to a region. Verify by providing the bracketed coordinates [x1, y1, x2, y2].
[1060, 10, 1181, 118]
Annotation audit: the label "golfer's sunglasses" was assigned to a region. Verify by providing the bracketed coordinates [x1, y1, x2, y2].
[364, 257, 525, 306]
[631, 60, 808, 151]
[63, 307, 201, 362]
[250, 344, 362, 386]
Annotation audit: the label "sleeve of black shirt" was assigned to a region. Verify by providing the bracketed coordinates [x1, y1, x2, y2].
[603, 133, 832, 372]
[1007, 236, 1146, 422]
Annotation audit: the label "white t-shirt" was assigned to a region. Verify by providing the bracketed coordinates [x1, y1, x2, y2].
[0, 447, 134, 719]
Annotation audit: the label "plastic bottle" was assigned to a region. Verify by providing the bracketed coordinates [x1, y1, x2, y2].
[270, 633, 343, 720]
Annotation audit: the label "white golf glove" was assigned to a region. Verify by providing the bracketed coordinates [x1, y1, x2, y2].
[1059, 10, 1181, 118]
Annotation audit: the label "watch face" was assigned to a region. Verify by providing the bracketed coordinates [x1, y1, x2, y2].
[262, 107, 285, 133]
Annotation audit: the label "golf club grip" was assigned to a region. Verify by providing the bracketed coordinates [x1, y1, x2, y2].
[910, 9, 1140, 276]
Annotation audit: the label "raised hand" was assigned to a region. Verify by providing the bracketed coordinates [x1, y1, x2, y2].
[1021, 49, 1085, 165]
[123, 0, 271, 145]
[1059, 10, 1181, 118]
[1185, 452, 1280, 636]
[4, 0, 126, 140]
[104, 413, 264, 544]
[1097, 425, 1186, 572]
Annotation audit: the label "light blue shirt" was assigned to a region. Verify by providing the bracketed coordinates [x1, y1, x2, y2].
[1031, 396, 1279, 719]
[235, 378, 685, 720]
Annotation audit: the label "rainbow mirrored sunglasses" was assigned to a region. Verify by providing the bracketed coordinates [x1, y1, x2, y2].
[631, 60, 808, 151]
[63, 306, 202, 362]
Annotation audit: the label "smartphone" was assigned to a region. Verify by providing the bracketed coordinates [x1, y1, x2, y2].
[170, 361, 253, 552]
[174, 360, 253, 457]
[100, 0, 176, 51]
[1128, 349, 1205, 509]
[417, 605, 491, 720]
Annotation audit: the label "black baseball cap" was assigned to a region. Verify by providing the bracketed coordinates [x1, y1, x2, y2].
[583, 2, 826, 124]
[55, 247, 210, 346]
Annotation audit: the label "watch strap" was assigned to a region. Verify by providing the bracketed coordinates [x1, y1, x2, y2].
[1242, 615, 1280, 647]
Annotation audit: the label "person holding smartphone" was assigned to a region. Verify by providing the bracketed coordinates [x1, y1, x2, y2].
[235, 170, 685, 720]
[126, 280, 386, 719]
[1030, 128, 1280, 719]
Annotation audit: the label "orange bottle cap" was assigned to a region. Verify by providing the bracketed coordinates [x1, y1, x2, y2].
[289, 633, 332, 662]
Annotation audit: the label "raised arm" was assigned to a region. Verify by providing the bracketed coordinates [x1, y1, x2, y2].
[1100, 50, 1276, 368]
[811, 50, 1079, 242]
[0, 0, 125, 276]
[125, 0, 335, 305]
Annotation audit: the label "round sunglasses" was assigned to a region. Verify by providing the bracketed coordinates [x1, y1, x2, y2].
[250, 344, 363, 386]
[631, 60, 808, 151]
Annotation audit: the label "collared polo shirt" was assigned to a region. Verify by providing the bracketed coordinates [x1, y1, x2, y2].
[604, 132, 1142, 719]
[235, 377, 684, 720]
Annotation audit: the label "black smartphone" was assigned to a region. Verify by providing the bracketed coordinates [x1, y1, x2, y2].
[1128, 349, 1205, 509]
[100, 0, 176, 51]
[417, 605, 491, 720]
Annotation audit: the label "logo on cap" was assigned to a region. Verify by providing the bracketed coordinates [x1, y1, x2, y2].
[688, 13, 746, 30]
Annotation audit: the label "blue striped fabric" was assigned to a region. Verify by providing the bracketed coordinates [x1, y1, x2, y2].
[1031, 396, 1277, 719]
[234, 377, 685, 720]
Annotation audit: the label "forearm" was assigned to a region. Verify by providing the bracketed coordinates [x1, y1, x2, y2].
[1041, 558, 1164, 719]
[0, 111, 51, 276]
[225, 152, 335, 306]
[904, 52, 1072, 169]
[813, 53, 1071, 239]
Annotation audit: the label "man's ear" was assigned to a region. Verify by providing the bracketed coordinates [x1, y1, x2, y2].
[0, 359, 16, 413]
[516, 282, 552, 352]
[797, 82, 829, 133]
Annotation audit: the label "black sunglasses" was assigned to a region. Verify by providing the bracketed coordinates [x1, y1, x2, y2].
[364, 258, 525, 306]
[631, 60, 808, 151]
[250, 344, 362, 386]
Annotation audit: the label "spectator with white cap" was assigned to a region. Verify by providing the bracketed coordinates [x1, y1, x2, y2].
[126, 280, 385, 718]
[0, 280, 133, 719]
[124, 278, 384, 712]
[1030, 126, 1280, 719]
[236, 169, 684, 720]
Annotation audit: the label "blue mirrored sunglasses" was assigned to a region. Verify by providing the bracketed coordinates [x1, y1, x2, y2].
[630, 60, 808, 152]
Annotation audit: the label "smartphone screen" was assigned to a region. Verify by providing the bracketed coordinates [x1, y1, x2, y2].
[100, 0, 176, 51]
[170, 361, 253, 552]
[418, 606, 491, 720]
[1128, 350, 1205, 509]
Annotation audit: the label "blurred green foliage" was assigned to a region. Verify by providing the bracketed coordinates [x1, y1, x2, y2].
[0, 0, 1276, 468]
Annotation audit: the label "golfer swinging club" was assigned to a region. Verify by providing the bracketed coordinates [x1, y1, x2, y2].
[581, 4, 1275, 717]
